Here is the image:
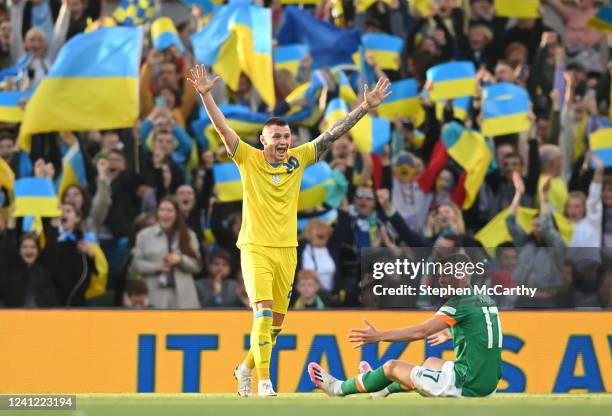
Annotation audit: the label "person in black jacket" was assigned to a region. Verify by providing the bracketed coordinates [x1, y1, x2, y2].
[44, 203, 97, 307]
[0, 221, 60, 308]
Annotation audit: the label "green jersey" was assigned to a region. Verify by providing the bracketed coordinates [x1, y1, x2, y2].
[435, 292, 502, 397]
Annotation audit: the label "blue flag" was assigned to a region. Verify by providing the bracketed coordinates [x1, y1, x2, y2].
[277, 6, 361, 69]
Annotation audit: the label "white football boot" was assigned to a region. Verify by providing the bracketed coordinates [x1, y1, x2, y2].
[234, 363, 253, 397]
[308, 362, 343, 396]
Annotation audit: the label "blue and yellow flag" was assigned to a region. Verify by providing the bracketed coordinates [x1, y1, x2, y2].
[191, 2, 275, 106]
[481, 83, 531, 137]
[0, 54, 31, 85]
[588, 4, 612, 33]
[352, 115, 391, 155]
[299, 161, 334, 211]
[426, 61, 477, 101]
[0, 157, 14, 196]
[151, 17, 185, 53]
[298, 209, 338, 233]
[362, 33, 404, 71]
[322, 98, 349, 131]
[58, 142, 88, 197]
[13, 178, 61, 217]
[589, 127, 612, 167]
[0, 89, 33, 123]
[193, 104, 267, 152]
[494, 0, 540, 19]
[274, 44, 309, 77]
[377, 78, 425, 126]
[441, 122, 492, 209]
[335, 70, 357, 105]
[213, 162, 243, 202]
[83, 232, 109, 299]
[18, 27, 143, 152]
[435, 96, 471, 122]
[476, 207, 573, 257]
[112, 0, 155, 26]
[277, 6, 361, 69]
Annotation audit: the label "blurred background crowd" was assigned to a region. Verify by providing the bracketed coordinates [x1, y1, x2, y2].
[0, 0, 610, 310]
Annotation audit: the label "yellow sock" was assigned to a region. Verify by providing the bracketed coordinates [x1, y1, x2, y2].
[251, 308, 273, 380]
[243, 325, 282, 370]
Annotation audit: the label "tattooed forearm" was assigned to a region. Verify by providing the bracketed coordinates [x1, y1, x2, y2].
[314, 102, 370, 159]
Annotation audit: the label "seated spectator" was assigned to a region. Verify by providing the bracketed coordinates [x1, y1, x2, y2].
[293, 269, 327, 309]
[196, 249, 240, 307]
[132, 196, 201, 308]
[123, 279, 150, 309]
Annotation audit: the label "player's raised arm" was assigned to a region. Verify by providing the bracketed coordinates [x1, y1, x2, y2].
[313, 76, 391, 159]
[349, 317, 448, 348]
[187, 64, 239, 155]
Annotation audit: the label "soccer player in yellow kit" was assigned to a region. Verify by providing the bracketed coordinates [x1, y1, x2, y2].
[187, 64, 390, 396]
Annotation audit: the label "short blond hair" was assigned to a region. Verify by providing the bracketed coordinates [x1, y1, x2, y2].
[297, 269, 320, 285]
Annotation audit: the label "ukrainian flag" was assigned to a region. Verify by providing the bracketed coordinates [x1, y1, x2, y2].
[282, 81, 323, 126]
[494, 0, 540, 19]
[352, 115, 391, 155]
[0, 89, 33, 123]
[481, 83, 531, 137]
[13, 178, 61, 217]
[191, 3, 275, 106]
[298, 209, 338, 233]
[298, 162, 334, 211]
[361, 33, 404, 71]
[193, 104, 267, 151]
[336, 70, 357, 105]
[476, 207, 573, 257]
[0, 157, 14, 196]
[151, 17, 185, 53]
[435, 96, 471, 122]
[0, 54, 31, 84]
[441, 122, 492, 209]
[112, 0, 155, 26]
[274, 44, 309, 77]
[588, 4, 612, 33]
[589, 127, 612, 167]
[18, 27, 143, 152]
[377, 78, 425, 126]
[426, 61, 477, 101]
[214, 162, 243, 202]
[82, 232, 109, 300]
[58, 142, 88, 197]
[322, 98, 349, 130]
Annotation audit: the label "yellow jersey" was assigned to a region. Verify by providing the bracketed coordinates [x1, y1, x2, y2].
[230, 139, 318, 248]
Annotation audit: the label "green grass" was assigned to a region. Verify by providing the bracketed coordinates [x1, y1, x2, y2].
[3, 393, 611, 416]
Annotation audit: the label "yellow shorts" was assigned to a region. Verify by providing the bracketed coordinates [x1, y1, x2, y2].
[240, 244, 297, 314]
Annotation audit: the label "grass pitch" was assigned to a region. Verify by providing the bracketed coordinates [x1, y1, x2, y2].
[3, 393, 611, 416]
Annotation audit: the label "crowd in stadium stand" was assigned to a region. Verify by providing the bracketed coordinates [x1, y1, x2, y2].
[0, 0, 610, 310]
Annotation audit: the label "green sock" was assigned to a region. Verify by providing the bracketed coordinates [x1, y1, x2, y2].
[341, 367, 393, 395]
[387, 382, 408, 393]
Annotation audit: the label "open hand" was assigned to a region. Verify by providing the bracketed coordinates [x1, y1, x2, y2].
[364, 77, 391, 110]
[187, 64, 220, 96]
[427, 329, 452, 346]
[349, 319, 382, 348]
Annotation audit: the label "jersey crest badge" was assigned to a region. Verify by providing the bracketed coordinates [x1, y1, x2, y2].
[271, 174, 281, 185]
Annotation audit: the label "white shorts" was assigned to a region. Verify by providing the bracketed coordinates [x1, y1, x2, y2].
[411, 361, 463, 397]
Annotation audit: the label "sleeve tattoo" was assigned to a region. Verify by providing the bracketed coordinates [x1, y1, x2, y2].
[313, 103, 370, 159]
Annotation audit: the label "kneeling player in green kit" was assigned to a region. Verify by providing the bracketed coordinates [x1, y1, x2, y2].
[308, 253, 502, 398]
